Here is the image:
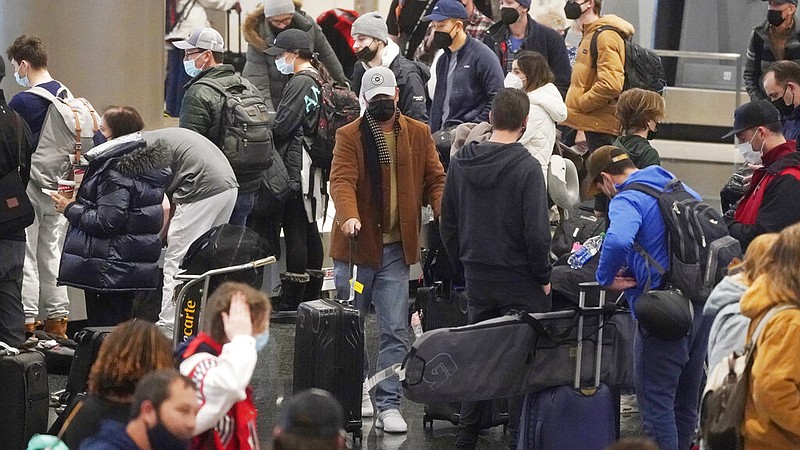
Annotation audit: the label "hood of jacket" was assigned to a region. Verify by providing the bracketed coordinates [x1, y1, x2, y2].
[243, 6, 313, 53]
[453, 140, 533, 189]
[528, 83, 567, 123]
[705, 273, 748, 316]
[617, 164, 675, 193]
[584, 14, 635, 38]
[81, 419, 140, 450]
[86, 133, 171, 185]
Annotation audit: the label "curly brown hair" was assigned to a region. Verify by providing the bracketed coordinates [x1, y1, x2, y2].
[87, 320, 174, 401]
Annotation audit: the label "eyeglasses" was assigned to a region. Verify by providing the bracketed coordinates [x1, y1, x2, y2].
[183, 50, 205, 59]
[269, 16, 293, 27]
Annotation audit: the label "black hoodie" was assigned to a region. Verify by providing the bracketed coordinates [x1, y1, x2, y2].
[440, 140, 551, 285]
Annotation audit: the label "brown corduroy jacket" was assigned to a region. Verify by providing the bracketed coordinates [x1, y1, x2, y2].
[329, 114, 446, 268]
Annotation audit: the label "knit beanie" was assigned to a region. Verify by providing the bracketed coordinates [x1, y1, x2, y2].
[351, 12, 389, 44]
[264, 0, 296, 18]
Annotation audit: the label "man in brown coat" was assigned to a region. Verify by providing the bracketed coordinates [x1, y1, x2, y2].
[330, 66, 446, 433]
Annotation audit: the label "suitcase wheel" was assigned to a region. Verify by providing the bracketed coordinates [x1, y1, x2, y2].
[423, 414, 433, 430]
[352, 429, 362, 446]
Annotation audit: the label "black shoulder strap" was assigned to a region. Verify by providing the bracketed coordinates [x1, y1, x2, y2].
[753, 31, 764, 87]
[590, 25, 626, 69]
[296, 69, 323, 87]
[621, 181, 663, 198]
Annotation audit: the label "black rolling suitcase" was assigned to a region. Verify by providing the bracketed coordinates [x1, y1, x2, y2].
[64, 327, 114, 403]
[293, 299, 364, 441]
[416, 284, 510, 430]
[0, 349, 49, 450]
[517, 283, 616, 449]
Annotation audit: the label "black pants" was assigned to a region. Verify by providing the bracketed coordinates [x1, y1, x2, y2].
[0, 240, 26, 347]
[282, 195, 324, 274]
[457, 279, 551, 448]
[84, 291, 134, 327]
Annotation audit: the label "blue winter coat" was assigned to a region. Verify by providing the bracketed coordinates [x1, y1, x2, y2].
[58, 134, 171, 291]
[595, 166, 701, 310]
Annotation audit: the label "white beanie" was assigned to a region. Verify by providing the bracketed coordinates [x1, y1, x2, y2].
[264, 0, 295, 18]
[351, 12, 389, 44]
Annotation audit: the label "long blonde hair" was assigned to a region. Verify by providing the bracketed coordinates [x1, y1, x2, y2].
[760, 223, 800, 305]
[729, 233, 779, 285]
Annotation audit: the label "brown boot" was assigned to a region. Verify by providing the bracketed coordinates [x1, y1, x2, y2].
[44, 317, 68, 339]
[24, 321, 42, 334]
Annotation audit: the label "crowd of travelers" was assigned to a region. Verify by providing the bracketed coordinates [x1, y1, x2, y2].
[2, 0, 800, 448]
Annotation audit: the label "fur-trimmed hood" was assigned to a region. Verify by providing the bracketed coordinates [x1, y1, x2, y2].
[243, 6, 314, 53]
[87, 133, 171, 181]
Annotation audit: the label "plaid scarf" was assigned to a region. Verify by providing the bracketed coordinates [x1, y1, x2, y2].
[364, 108, 401, 165]
[362, 109, 401, 222]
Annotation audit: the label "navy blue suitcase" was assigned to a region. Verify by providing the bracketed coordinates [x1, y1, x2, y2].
[517, 283, 616, 450]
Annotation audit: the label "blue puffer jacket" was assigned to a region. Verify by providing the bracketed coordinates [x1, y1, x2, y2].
[58, 134, 171, 291]
[595, 166, 701, 311]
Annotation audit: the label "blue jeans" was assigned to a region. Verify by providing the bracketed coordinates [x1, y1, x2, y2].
[165, 47, 191, 117]
[634, 301, 710, 450]
[334, 243, 410, 412]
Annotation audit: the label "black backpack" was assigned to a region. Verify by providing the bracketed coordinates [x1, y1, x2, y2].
[624, 179, 742, 303]
[194, 78, 275, 181]
[591, 25, 666, 94]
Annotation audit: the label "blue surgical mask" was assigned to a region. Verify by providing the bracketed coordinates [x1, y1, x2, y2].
[275, 56, 295, 75]
[183, 56, 203, 78]
[14, 71, 29, 87]
[93, 129, 108, 146]
[255, 331, 270, 351]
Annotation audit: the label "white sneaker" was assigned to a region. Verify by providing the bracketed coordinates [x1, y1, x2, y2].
[362, 381, 374, 417]
[375, 409, 408, 433]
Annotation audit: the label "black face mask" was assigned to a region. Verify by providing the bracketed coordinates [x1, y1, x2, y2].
[773, 98, 795, 117]
[367, 98, 396, 122]
[433, 30, 455, 49]
[646, 124, 659, 141]
[92, 129, 107, 146]
[146, 421, 190, 450]
[768, 9, 786, 27]
[356, 44, 379, 62]
[564, 0, 585, 20]
[500, 7, 521, 25]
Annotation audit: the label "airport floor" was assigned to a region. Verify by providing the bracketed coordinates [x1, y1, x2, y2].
[49, 308, 644, 449]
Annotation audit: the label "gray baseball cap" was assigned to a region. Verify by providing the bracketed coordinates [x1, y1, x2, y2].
[173, 27, 225, 52]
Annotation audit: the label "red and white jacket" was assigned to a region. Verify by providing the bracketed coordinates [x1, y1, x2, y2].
[179, 332, 260, 450]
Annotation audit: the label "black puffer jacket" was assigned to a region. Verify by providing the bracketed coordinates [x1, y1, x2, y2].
[242, 6, 348, 110]
[58, 136, 171, 291]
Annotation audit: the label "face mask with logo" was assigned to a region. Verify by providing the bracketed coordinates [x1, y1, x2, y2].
[368, 98, 396, 122]
[500, 7, 521, 25]
[255, 331, 270, 351]
[504, 72, 525, 90]
[275, 55, 295, 75]
[768, 9, 786, 27]
[14, 70, 29, 88]
[564, 0, 587, 20]
[356, 42, 379, 62]
[146, 420, 190, 450]
[183, 54, 204, 78]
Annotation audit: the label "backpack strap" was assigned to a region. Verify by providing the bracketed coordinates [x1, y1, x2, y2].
[622, 181, 672, 291]
[27, 84, 88, 153]
[590, 25, 626, 69]
[296, 69, 324, 87]
[750, 304, 798, 349]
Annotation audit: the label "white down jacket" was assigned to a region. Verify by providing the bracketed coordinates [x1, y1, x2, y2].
[519, 83, 567, 185]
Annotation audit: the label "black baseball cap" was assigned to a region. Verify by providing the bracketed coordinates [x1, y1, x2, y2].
[722, 100, 782, 139]
[276, 389, 345, 438]
[265, 29, 311, 56]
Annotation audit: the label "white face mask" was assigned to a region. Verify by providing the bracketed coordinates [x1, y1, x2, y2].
[504, 72, 525, 90]
[738, 132, 765, 165]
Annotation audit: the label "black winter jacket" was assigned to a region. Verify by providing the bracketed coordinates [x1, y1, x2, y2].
[483, 16, 572, 98]
[180, 64, 262, 193]
[0, 90, 34, 241]
[58, 136, 170, 291]
[351, 55, 430, 123]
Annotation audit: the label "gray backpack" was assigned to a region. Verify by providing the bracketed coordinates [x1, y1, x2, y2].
[27, 85, 101, 189]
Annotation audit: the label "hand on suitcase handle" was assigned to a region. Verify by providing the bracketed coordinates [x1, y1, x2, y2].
[222, 292, 253, 341]
[341, 218, 361, 237]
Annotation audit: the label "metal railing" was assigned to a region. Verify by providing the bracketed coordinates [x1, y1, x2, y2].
[652, 50, 744, 108]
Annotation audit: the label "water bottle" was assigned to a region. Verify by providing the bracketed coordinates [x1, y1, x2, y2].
[568, 233, 604, 269]
[411, 311, 423, 338]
